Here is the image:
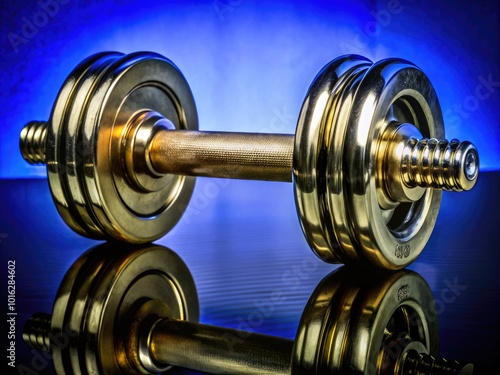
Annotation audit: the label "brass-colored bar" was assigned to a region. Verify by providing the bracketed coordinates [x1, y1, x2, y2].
[149, 130, 294, 182]
[150, 319, 292, 375]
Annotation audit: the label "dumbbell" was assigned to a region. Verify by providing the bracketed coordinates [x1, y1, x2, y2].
[19, 52, 479, 269]
[23, 244, 474, 374]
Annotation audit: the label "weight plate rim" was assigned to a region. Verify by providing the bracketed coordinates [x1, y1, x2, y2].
[291, 268, 438, 374]
[81, 52, 198, 243]
[46, 52, 115, 240]
[293, 55, 373, 264]
[63, 53, 124, 240]
[345, 59, 444, 269]
[323, 63, 372, 265]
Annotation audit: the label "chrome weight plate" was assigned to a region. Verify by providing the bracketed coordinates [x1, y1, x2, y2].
[291, 268, 438, 375]
[81, 52, 198, 243]
[294, 55, 373, 264]
[294, 55, 443, 269]
[46, 52, 197, 243]
[344, 59, 443, 269]
[63, 53, 124, 239]
[50, 244, 199, 375]
[46, 52, 122, 239]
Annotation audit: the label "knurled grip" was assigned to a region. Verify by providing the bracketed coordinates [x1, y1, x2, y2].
[149, 130, 294, 182]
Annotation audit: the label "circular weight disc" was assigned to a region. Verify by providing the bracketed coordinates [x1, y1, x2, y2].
[344, 59, 443, 269]
[46, 52, 122, 239]
[63, 53, 124, 238]
[50, 244, 199, 375]
[81, 52, 198, 243]
[293, 55, 372, 264]
[291, 268, 438, 375]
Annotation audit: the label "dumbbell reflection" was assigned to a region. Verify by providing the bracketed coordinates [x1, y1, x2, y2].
[23, 244, 473, 374]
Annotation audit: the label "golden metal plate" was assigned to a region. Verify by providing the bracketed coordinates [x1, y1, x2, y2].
[291, 268, 438, 374]
[49, 243, 199, 375]
[294, 55, 444, 269]
[46, 52, 198, 243]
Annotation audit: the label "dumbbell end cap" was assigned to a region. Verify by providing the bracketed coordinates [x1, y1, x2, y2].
[20, 121, 47, 165]
[455, 141, 479, 191]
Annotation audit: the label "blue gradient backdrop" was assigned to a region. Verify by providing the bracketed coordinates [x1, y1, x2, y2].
[1, 2, 499, 371]
[1, 0, 499, 178]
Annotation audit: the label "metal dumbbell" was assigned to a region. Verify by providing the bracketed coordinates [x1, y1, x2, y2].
[23, 244, 473, 374]
[19, 52, 479, 269]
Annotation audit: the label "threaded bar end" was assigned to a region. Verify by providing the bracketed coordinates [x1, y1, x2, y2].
[402, 351, 474, 375]
[402, 138, 479, 191]
[23, 312, 52, 352]
[20, 121, 48, 165]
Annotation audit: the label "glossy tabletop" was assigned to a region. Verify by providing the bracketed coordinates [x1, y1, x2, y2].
[1, 172, 499, 374]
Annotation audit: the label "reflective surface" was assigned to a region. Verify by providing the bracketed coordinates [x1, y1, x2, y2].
[22, 245, 454, 374]
[1, 172, 499, 373]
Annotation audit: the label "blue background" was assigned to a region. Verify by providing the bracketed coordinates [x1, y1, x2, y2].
[1, 1, 499, 374]
[0, 0, 499, 178]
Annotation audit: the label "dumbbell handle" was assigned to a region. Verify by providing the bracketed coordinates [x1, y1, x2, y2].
[24, 312, 474, 375]
[23, 312, 291, 375]
[150, 130, 294, 182]
[151, 318, 292, 375]
[150, 318, 476, 375]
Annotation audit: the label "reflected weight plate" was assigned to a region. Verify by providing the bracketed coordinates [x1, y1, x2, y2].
[291, 268, 438, 374]
[49, 244, 199, 375]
